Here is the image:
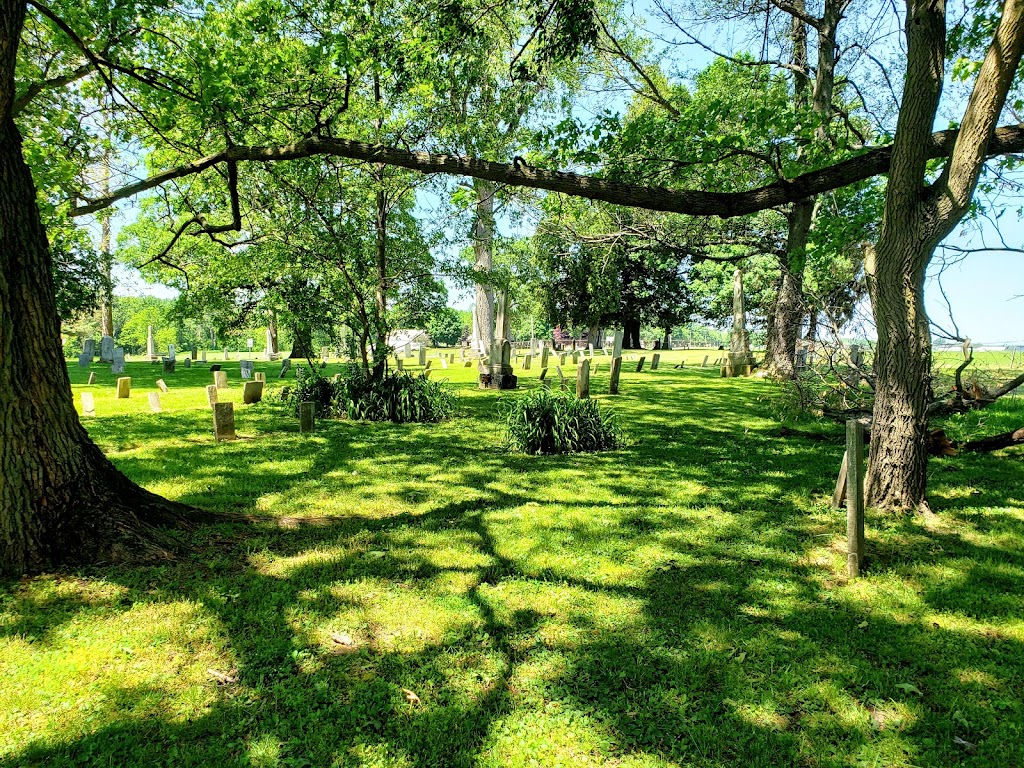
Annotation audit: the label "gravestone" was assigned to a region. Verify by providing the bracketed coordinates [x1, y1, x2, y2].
[636, 356, 646, 373]
[148, 392, 162, 413]
[795, 347, 808, 371]
[111, 347, 125, 374]
[576, 359, 591, 398]
[448, 353, 455, 363]
[418, 347, 426, 366]
[83, 338, 96, 359]
[78, 354, 90, 367]
[702, 355, 709, 367]
[223, 349, 230, 360]
[609, 356, 623, 395]
[183, 358, 191, 369]
[156, 379, 168, 393]
[163, 359, 175, 373]
[299, 401, 315, 433]
[214, 370, 228, 389]
[651, 353, 660, 371]
[191, 347, 197, 361]
[87, 372, 96, 385]
[201, 350, 207, 362]
[723, 268, 756, 377]
[540, 345, 550, 368]
[254, 372, 266, 383]
[116, 377, 131, 398]
[81, 392, 95, 417]
[205, 384, 219, 406]
[571, 352, 580, 365]
[279, 359, 291, 378]
[479, 340, 517, 390]
[210, 364, 222, 372]
[612, 329, 624, 359]
[240, 360, 254, 380]
[441, 358, 448, 369]
[850, 344, 863, 367]
[540, 367, 549, 389]
[100, 335, 115, 363]
[588, 344, 595, 357]
[555, 365, 567, 391]
[243, 380, 264, 404]
[559, 353, 567, 366]
[167, 344, 176, 362]
[424, 360, 432, 371]
[523, 353, 532, 370]
[495, 289, 510, 344]
[212, 402, 236, 441]
[396, 357, 404, 371]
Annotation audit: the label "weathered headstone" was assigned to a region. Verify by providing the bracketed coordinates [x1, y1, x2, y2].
[559, 353, 567, 366]
[636, 356, 646, 373]
[609, 356, 623, 395]
[212, 402, 236, 441]
[555, 365, 567, 391]
[588, 343, 595, 357]
[480, 340, 517, 389]
[424, 360, 433, 371]
[523, 353, 532, 370]
[100, 335, 115, 363]
[243, 380, 264, 404]
[240, 360, 254, 380]
[576, 359, 591, 398]
[111, 347, 125, 374]
[83, 338, 96, 360]
[205, 384, 219, 406]
[148, 392, 162, 412]
[299, 401, 315, 433]
[183, 358, 192, 369]
[167, 344, 176, 362]
[81, 392, 95, 417]
[651, 353, 661, 371]
[396, 357, 404, 371]
[214, 370, 228, 389]
[116, 377, 131, 398]
[701, 355, 709, 367]
[254, 372, 266, 383]
[163, 359, 175, 373]
[279, 359, 291, 378]
[156, 378, 168, 393]
[571, 351, 580, 365]
[87, 371, 96, 385]
[418, 347, 427, 366]
[612, 329, 624, 358]
[78, 353, 91, 367]
[540, 345, 550, 368]
[539, 367, 549, 389]
[200, 349, 207, 362]
[441, 358, 448, 369]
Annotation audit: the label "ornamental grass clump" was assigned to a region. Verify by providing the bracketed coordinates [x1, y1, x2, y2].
[502, 389, 621, 455]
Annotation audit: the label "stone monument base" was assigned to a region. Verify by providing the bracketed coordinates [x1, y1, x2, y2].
[479, 371, 518, 390]
[721, 354, 757, 378]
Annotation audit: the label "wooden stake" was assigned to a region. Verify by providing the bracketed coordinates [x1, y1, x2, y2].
[846, 420, 866, 578]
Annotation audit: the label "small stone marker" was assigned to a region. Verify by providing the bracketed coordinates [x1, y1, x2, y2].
[540, 367, 549, 389]
[214, 370, 228, 389]
[636, 356, 646, 373]
[396, 357, 404, 371]
[441, 358, 448, 369]
[240, 360, 254, 380]
[81, 392, 95, 417]
[87, 372, 96, 385]
[212, 402, 236, 441]
[183, 358, 192, 369]
[299, 401, 315, 434]
[523, 353, 532, 370]
[243, 380, 264, 404]
[846, 420, 866, 578]
[254, 372, 266, 383]
[167, 344, 176, 362]
[576, 359, 591, 398]
[279, 359, 291, 378]
[148, 392, 162, 413]
[111, 347, 125, 374]
[555, 365, 567, 391]
[540, 346, 550, 368]
[156, 379, 168, 393]
[163, 359, 175, 373]
[559, 353, 567, 365]
[206, 384, 219, 406]
[223, 349, 230, 361]
[424, 360, 432, 371]
[702, 355, 709, 367]
[78, 354, 90, 368]
[418, 347, 426, 366]
[116, 377, 131, 398]
[609, 356, 623, 394]
[651, 353, 661, 371]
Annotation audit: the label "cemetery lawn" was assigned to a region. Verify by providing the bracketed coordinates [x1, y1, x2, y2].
[3, 351, 1024, 768]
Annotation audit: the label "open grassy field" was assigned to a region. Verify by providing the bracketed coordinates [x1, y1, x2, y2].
[2, 349, 1023, 767]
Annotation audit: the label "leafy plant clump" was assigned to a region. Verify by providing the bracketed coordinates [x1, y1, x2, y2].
[502, 389, 621, 455]
[282, 365, 455, 423]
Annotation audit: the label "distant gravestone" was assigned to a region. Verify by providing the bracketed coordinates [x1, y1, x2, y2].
[651, 353, 661, 371]
[200, 350, 207, 362]
[212, 402, 236, 441]
[214, 370, 228, 389]
[571, 351, 580, 365]
[210, 364, 222, 372]
[100, 335, 115, 363]
[240, 360, 254, 380]
[396, 357, 404, 371]
[702, 355, 709, 367]
[609, 356, 623, 395]
[612, 329, 624, 358]
[636, 356, 646, 373]
[243, 380, 264, 404]
[87, 372, 96, 385]
[163, 359, 175, 373]
[191, 346, 197, 361]
[205, 384, 219, 407]
[183, 358, 191, 369]
[555, 365, 567, 391]
[254, 372, 266, 383]
[116, 377, 131, 398]
[559, 353, 567, 366]
[111, 347, 125, 374]
[441, 358, 449, 369]
[576, 358, 591, 398]
[148, 392, 162, 413]
[299, 401, 315, 434]
[279, 359, 291, 378]
[156, 379, 168, 393]
[167, 344, 176, 362]
[540, 345, 550, 368]
[588, 343, 595, 357]
[83, 338, 96, 360]
[77, 354, 90, 367]
[223, 349, 230, 360]
[418, 347, 426, 366]
[81, 392, 95, 416]
[523, 353, 532, 370]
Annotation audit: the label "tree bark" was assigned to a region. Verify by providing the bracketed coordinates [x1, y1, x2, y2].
[1, 0, 196, 575]
[623, 318, 641, 349]
[763, 202, 811, 378]
[471, 179, 495, 354]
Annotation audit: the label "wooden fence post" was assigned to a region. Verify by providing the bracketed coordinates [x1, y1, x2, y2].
[846, 419, 866, 577]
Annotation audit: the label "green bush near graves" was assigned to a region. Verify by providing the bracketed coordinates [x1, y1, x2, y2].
[282, 365, 455, 423]
[502, 388, 621, 454]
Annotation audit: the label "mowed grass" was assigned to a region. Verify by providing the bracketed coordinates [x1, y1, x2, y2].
[2, 349, 1023, 767]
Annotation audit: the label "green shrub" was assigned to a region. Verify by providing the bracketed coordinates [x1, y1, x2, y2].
[280, 364, 343, 418]
[502, 389, 621, 455]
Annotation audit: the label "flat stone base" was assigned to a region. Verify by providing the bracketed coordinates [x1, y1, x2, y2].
[721, 355, 757, 378]
[479, 373, 518, 390]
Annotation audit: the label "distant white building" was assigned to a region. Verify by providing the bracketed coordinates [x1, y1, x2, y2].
[387, 329, 430, 349]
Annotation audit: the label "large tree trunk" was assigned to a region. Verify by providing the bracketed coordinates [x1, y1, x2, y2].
[0, 5, 196, 575]
[762, 204, 810, 379]
[471, 179, 495, 354]
[623, 318, 641, 349]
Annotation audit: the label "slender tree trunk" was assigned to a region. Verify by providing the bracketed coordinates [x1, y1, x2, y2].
[762, 204, 811, 378]
[268, 311, 279, 355]
[472, 179, 495, 354]
[0, 1, 195, 575]
[370, 183, 390, 379]
[98, 147, 114, 337]
[805, 308, 818, 341]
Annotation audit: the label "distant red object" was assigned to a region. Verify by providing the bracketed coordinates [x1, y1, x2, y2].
[552, 326, 588, 350]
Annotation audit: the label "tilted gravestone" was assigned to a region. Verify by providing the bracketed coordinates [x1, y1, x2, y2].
[609, 356, 623, 395]
[111, 348, 125, 374]
[205, 384, 219, 406]
[87, 372, 96, 385]
[395, 357, 404, 371]
[100, 335, 115, 363]
[523, 353, 532, 370]
[702, 355, 709, 367]
[148, 392, 162, 413]
[418, 347, 426, 366]
[279, 359, 291, 378]
[540, 345, 550, 368]
[299, 401, 315, 434]
[651, 353, 661, 371]
[240, 360, 254, 380]
[576, 359, 591, 398]
[83, 338, 96, 360]
[540, 367, 549, 389]
[555, 365, 567, 391]
[214, 370, 228, 389]
[156, 379, 168, 393]
[81, 392, 95, 417]
[243, 380, 264, 404]
[636, 356, 646, 373]
[612, 329, 624, 359]
[116, 377, 131, 398]
[212, 402, 236, 441]
[424, 360, 432, 371]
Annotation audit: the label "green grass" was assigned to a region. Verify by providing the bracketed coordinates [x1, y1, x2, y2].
[2, 349, 1023, 767]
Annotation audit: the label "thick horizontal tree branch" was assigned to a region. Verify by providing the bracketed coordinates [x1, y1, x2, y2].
[70, 124, 1024, 220]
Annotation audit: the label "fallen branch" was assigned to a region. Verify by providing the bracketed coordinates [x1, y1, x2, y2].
[961, 427, 1024, 452]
